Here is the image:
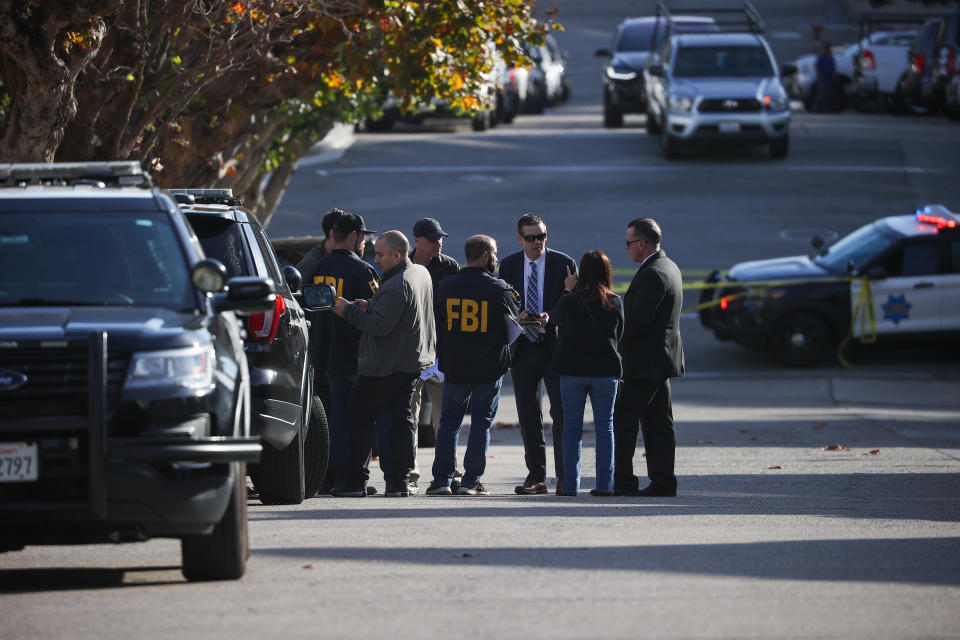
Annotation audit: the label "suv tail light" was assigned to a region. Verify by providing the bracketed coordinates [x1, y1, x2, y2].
[861, 50, 876, 72]
[248, 295, 285, 342]
[911, 52, 925, 75]
[947, 48, 956, 76]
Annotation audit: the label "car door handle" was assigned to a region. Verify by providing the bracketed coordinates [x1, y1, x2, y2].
[913, 282, 934, 289]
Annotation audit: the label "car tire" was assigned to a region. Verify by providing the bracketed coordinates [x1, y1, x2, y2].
[646, 106, 661, 134]
[661, 125, 680, 159]
[252, 411, 306, 505]
[603, 90, 623, 128]
[770, 135, 789, 159]
[773, 312, 831, 366]
[472, 110, 490, 132]
[181, 461, 248, 582]
[303, 395, 329, 497]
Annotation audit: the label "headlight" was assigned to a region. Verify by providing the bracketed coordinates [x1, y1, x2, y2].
[762, 93, 788, 111]
[605, 66, 637, 81]
[126, 344, 216, 390]
[668, 95, 694, 113]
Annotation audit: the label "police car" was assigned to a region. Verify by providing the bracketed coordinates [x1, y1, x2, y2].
[700, 204, 960, 365]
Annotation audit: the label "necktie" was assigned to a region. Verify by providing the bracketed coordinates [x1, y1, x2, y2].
[524, 260, 539, 342]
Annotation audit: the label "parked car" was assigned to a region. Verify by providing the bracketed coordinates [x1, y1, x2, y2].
[945, 54, 960, 119]
[595, 15, 718, 127]
[0, 162, 273, 581]
[932, 11, 960, 112]
[699, 205, 960, 366]
[896, 17, 947, 113]
[847, 29, 918, 111]
[524, 34, 570, 113]
[171, 189, 329, 505]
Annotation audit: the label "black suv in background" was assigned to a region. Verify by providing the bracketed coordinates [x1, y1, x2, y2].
[595, 15, 718, 127]
[172, 190, 329, 504]
[0, 162, 271, 581]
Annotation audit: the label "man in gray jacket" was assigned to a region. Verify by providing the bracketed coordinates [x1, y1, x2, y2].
[331, 230, 436, 497]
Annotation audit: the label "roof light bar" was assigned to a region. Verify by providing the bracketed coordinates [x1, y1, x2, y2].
[915, 204, 958, 229]
[0, 161, 151, 187]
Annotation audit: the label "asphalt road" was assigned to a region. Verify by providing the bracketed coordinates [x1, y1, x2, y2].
[2, 1, 959, 637]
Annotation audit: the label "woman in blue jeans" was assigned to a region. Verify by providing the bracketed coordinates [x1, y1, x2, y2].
[551, 250, 624, 496]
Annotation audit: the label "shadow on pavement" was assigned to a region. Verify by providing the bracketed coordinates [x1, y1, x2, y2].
[0, 566, 184, 593]
[249, 472, 960, 523]
[254, 537, 960, 586]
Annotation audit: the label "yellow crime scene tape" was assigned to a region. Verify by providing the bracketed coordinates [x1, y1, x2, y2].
[611, 270, 878, 369]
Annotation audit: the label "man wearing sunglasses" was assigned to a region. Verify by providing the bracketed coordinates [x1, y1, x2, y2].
[499, 213, 577, 495]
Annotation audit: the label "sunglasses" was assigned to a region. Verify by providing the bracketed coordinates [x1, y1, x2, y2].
[522, 233, 547, 242]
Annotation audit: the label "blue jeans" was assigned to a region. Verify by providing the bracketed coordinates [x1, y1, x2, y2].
[329, 373, 391, 485]
[560, 375, 617, 493]
[431, 378, 503, 487]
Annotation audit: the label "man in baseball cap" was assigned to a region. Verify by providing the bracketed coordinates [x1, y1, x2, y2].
[409, 217, 461, 487]
[332, 212, 376, 237]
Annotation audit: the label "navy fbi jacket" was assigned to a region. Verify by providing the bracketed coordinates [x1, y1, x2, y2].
[308, 248, 380, 375]
[436, 266, 520, 384]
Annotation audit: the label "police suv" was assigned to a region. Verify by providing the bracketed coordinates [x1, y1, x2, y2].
[700, 205, 960, 366]
[0, 162, 275, 580]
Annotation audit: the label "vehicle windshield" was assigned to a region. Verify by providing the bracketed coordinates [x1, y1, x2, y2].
[814, 222, 899, 273]
[673, 45, 774, 77]
[616, 21, 716, 52]
[0, 212, 195, 309]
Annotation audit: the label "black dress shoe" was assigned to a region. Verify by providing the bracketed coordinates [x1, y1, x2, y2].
[589, 489, 615, 497]
[515, 480, 548, 495]
[611, 486, 637, 496]
[629, 484, 677, 497]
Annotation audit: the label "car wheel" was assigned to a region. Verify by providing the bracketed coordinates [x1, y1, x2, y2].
[252, 410, 306, 505]
[303, 395, 329, 497]
[660, 124, 680, 159]
[181, 461, 248, 582]
[646, 105, 661, 134]
[770, 134, 789, 159]
[773, 312, 831, 366]
[472, 110, 490, 132]
[603, 90, 623, 128]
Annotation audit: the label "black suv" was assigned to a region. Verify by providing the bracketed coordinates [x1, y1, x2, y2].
[0, 162, 272, 581]
[173, 190, 329, 504]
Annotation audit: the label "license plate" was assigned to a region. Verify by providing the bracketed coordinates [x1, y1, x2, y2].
[719, 122, 741, 133]
[0, 442, 39, 482]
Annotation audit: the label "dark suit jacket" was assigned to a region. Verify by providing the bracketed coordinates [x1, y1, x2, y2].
[621, 250, 685, 381]
[499, 247, 577, 355]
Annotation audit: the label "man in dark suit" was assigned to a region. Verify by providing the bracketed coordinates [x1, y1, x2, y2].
[499, 213, 577, 495]
[614, 218, 685, 497]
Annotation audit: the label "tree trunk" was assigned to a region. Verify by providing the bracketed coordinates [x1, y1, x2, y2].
[0, 2, 116, 161]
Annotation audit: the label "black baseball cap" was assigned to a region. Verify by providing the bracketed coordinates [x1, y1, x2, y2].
[413, 217, 449, 241]
[332, 212, 376, 235]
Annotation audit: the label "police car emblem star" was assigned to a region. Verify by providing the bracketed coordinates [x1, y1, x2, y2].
[882, 295, 911, 325]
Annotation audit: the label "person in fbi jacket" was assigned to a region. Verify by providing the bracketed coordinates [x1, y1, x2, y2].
[425, 234, 520, 496]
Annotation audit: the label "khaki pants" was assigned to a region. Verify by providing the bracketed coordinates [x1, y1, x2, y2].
[410, 375, 443, 482]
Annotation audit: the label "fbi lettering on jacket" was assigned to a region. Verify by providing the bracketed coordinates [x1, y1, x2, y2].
[446, 298, 489, 332]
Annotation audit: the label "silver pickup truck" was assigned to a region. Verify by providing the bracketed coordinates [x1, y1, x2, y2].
[645, 31, 791, 159]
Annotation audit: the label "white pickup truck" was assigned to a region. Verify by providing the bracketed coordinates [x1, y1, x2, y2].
[849, 29, 918, 107]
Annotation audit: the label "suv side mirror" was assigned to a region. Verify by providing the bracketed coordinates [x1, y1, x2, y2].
[301, 283, 337, 311]
[282, 265, 302, 292]
[780, 63, 798, 76]
[594, 48, 612, 58]
[214, 277, 276, 314]
[648, 63, 664, 76]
